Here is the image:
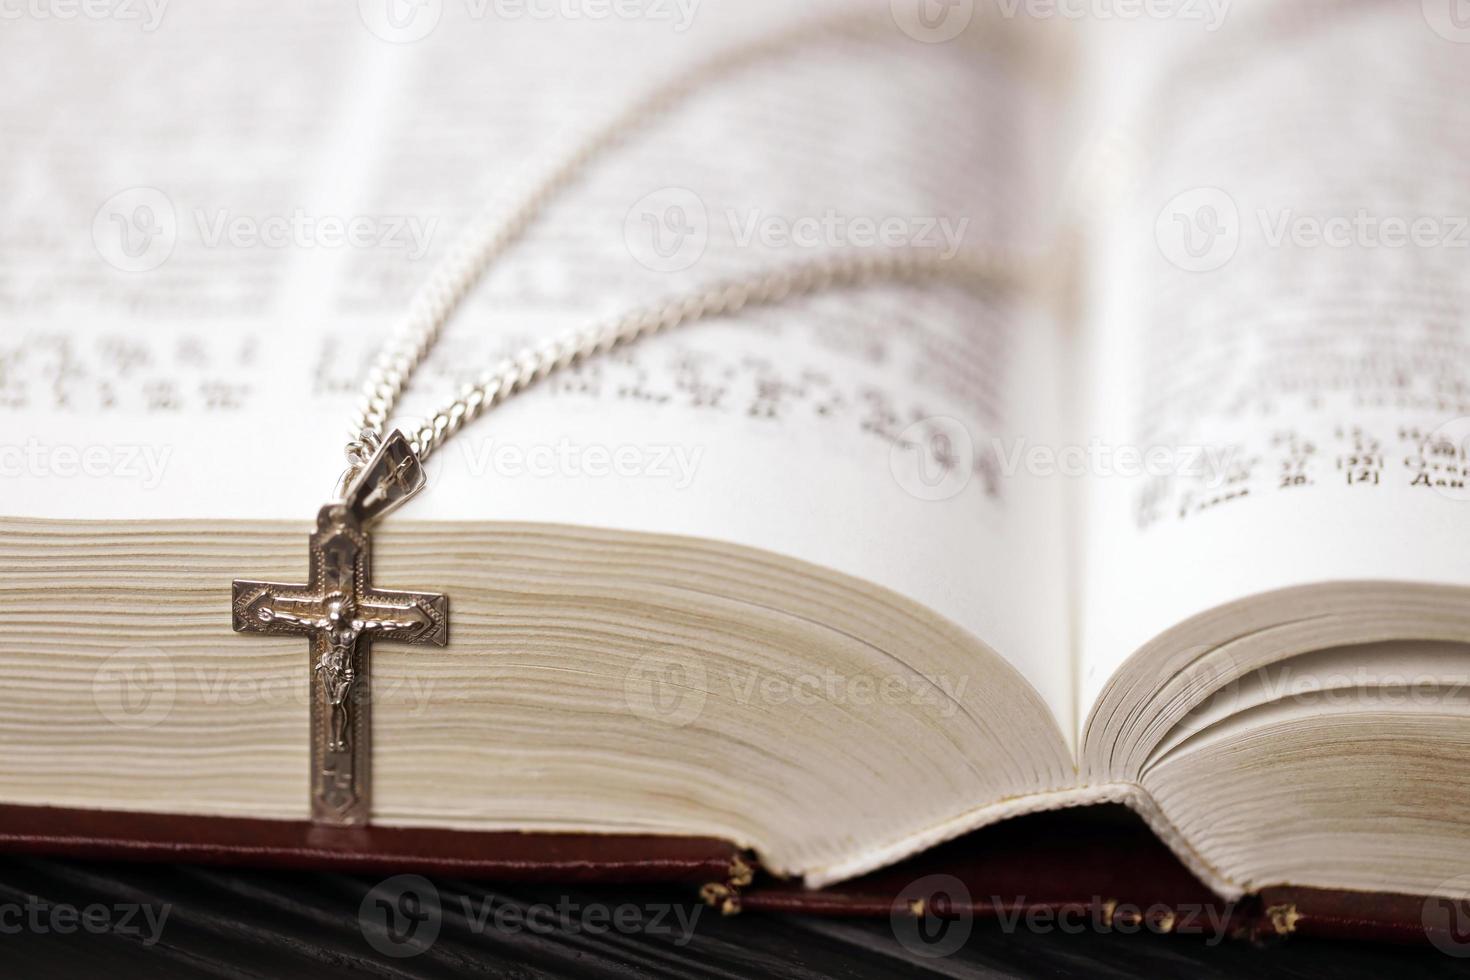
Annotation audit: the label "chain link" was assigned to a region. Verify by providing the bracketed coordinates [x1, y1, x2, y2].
[338, 12, 1025, 489]
[403, 249, 1022, 464]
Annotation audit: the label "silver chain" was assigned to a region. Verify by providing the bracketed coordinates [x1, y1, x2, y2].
[338, 13, 1024, 490]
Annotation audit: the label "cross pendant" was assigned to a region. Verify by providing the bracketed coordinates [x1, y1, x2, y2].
[230, 432, 447, 825]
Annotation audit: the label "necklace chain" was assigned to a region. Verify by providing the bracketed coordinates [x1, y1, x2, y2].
[250, 11, 1028, 826]
[366, 250, 1021, 477]
[339, 12, 1023, 491]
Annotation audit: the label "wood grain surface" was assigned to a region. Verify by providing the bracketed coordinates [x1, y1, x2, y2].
[0, 857, 1464, 978]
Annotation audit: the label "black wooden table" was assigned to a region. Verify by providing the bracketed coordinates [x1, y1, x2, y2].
[0, 857, 1464, 978]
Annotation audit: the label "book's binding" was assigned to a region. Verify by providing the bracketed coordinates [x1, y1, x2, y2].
[0, 802, 1451, 947]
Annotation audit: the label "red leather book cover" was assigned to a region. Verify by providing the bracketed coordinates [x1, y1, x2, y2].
[0, 802, 1452, 948]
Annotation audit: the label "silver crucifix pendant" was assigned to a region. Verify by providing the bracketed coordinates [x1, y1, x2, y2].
[230, 432, 448, 826]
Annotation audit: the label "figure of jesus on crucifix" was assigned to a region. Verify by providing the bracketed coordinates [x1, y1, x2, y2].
[231, 473, 448, 825]
[257, 591, 421, 752]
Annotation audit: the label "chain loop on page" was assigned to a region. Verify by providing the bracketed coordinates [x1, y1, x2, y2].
[336, 12, 1031, 494]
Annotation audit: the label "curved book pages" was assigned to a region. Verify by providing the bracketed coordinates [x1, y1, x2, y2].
[1, 0, 1468, 935]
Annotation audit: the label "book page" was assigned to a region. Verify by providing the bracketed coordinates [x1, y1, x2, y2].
[0, 4, 1078, 729]
[1075, 1, 1470, 711]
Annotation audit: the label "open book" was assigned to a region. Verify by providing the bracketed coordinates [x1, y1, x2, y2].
[3, 0, 1469, 919]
